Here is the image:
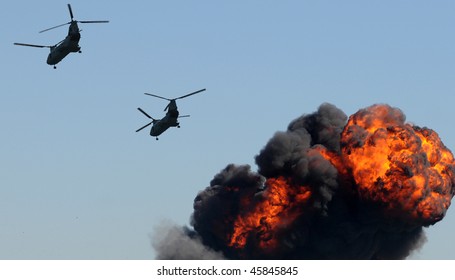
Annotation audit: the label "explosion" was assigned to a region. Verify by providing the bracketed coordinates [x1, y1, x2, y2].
[154, 103, 455, 260]
[228, 177, 312, 251]
[341, 105, 454, 225]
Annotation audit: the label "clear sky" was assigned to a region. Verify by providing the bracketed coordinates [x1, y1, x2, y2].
[1, 0, 454, 259]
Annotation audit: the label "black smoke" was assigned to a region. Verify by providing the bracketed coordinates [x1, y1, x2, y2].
[153, 103, 450, 259]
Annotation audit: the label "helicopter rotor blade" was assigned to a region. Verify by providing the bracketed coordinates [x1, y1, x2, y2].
[68, 4, 74, 20]
[39, 22, 71, 33]
[14, 42, 52, 48]
[178, 115, 190, 118]
[136, 122, 153, 133]
[144, 93, 172, 101]
[137, 108, 154, 119]
[79, 20, 110, 24]
[176, 88, 206, 100]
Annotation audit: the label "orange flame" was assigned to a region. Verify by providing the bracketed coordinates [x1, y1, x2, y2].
[225, 104, 455, 253]
[314, 145, 347, 176]
[228, 177, 311, 250]
[341, 104, 455, 224]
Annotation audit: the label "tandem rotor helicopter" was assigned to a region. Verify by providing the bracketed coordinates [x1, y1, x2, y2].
[136, 89, 206, 140]
[14, 4, 109, 69]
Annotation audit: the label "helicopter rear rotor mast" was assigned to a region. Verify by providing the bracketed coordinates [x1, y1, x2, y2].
[39, 3, 109, 34]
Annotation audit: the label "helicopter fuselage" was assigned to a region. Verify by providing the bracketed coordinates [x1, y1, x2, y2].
[14, 4, 108, 68]
[136, 88, 206, 140]
[150, 111, 180, 137]
[46, 22, 81, 66]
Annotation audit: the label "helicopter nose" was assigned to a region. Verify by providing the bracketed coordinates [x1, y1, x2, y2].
[46, 54, 55, 65]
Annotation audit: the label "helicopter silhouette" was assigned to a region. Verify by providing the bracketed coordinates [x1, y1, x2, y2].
[136, 88, 206, 140]
[14, 4, 109, 69]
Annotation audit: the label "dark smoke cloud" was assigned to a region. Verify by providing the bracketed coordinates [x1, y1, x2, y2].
[256, 103, 346, 214]
[153, 103, 452, 260]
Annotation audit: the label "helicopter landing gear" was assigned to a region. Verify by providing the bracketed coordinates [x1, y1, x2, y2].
[53, 65, 57, 69]
[155, 137, 159, 140]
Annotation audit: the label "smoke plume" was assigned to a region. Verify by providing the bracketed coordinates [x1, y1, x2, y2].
[154, 103, 455, 259]
[152, 222, 225, 260]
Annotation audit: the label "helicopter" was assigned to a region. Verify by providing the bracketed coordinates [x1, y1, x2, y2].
[14, 4, 109, 69]
[136, 88, 207, 140]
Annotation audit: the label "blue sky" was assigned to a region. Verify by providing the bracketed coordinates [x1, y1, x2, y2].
[1, 0, 454, 259]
